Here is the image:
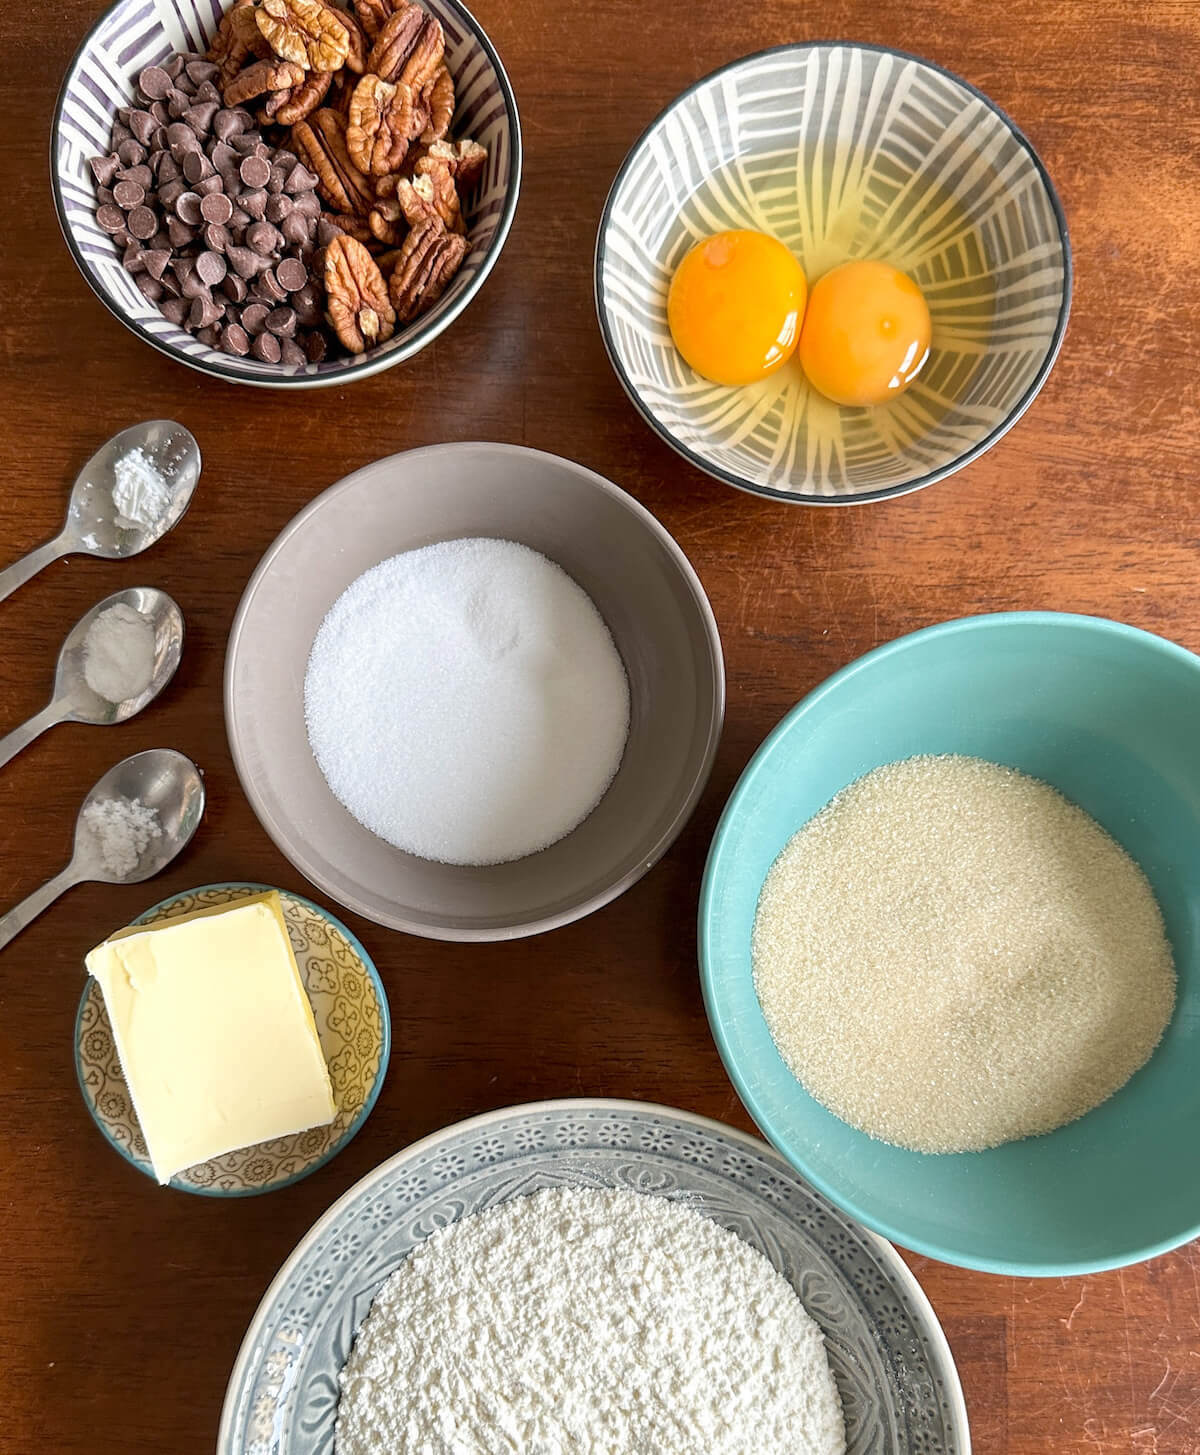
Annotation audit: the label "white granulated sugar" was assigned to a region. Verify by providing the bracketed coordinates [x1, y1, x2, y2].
[82, 796, 161, 878]
[304, 538, 630, 866]
[83, 602, 156, 703]
[334, 1185, 845, 1455]
[112, 447, 171, 530]
[753, 754, 1177, 1154]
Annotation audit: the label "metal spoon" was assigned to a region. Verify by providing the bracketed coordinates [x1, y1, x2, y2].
[0, 421, 201, 605]
[0, 588, 185, 771]
[0, 749, 205, 952]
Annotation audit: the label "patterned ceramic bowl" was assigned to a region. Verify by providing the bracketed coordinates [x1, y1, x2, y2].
[596, 43, 1071, 504]
[52, 0, 520, 388]
[218, 1100, 969, 1454]
[75, 882, 390, 1196]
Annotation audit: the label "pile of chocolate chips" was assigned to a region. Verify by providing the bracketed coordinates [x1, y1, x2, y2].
[91, 53, 341, 364]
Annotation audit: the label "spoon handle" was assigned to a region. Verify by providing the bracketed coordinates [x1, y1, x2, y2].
[0, 703, 62, 771]
[0, 534, 70, 606]
[0, 864, 82, 953]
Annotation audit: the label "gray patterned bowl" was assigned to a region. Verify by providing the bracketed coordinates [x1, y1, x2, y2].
[595, 43, 1071, 504]
[75, 882, 390, 1196]
[52, 0, 520, 387]
[218, 1100, 970, 1453]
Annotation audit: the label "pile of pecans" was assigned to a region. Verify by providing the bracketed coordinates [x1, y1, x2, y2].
[90, 0, 487, 364]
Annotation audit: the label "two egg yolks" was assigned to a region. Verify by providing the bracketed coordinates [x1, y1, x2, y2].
[666, 232, 931, 407]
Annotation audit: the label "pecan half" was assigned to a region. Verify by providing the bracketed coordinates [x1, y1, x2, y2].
[256, 0, 350, 71]
[351, 0, 394, 40]
[325, 234, 395, 351]
[419, 64, 454, 143]
[367, 3, 443, 90]
[347, 74, 423, 175]
[273, 68, 333, 124]
[324, 210, 376, 245]
[411, 156, 464, 232]
[424, 136, 488, 192]
[209, 1, 272, 87]
[224, 57, 306, 107]
[388, 219, 466, 322]
[336, 5, 370, 72]
[291, 108, 375, 213]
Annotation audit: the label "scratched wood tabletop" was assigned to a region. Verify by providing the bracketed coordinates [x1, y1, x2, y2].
[2, 0, 1198, 1449]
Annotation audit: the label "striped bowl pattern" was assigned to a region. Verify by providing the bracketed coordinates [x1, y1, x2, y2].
[52, 0, 520, 387]
[596, 44, 1071, 503]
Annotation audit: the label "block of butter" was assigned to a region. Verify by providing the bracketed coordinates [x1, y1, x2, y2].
[86, 891, 336, 1185]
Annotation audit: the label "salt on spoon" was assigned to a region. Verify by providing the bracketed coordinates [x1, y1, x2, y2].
[0, 421, 200, 605]
[0, 587, 184, 771]
[0, 749, 205, 952]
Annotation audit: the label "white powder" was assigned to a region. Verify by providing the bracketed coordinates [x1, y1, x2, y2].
[753, 755, 1177, 1153]
[112, 447, 171, 530]
[334, 1185, 845, 1455]
[83, 603, 156, 703]
[304, 538, 631, 866]
[82, 796, 161, 878]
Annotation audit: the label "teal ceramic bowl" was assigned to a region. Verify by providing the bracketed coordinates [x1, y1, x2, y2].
[700, 612, 1200, 1275]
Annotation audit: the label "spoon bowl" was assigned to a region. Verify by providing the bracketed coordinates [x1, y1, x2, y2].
[58, 587, 185, 725]
[64, 420, 200, 558]
[74, 748, 206, 884]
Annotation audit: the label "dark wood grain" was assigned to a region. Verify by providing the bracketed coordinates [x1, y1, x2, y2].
[2, 1, 1198, 1450]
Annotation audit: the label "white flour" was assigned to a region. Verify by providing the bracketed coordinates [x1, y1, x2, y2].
[112, 447, 171, 530]
[334, 1185, 845, 1455]
[82, 796, 161, 878]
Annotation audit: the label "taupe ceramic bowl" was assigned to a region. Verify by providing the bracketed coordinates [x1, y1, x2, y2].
[225, 444, 724, 940]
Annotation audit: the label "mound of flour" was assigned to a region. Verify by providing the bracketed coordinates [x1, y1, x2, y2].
[334, 1185, 845, 1455]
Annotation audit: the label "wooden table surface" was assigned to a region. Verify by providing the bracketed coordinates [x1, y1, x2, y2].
[3, 0, 1199, 1449]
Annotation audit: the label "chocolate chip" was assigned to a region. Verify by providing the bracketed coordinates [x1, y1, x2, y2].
[159, 271, 182, 298]
[304, 330, 327, 363]
[181, 268, 212, 299]
[274, 256, 308, 292]
[202, 221, 232, 253]
[222, 273, 249, 304]
[186, 59, 220, 86]
[265, 193, 293, 223]
[196, 324, 222, 347]
[117, 138, 147, 167]
[136, 273, 165, 302]
[149, 100, 170, 126]
[122, 243, 146, 273]
[189, 294, 224, 329]
[126, 206, 157, 239]
[241, 301, 270, 334]
[167, 121, 200, 157]
[246, 220, 282, 255]
[267, 161, 290, 195]
[167, 89, 192, 120]
[157, 178, 186, 209]
[159, 296, 190, 326]
[89, 154, 120, 187]
[279, 337, 307, 366]
[129, 109, 157, 145]
[181, 150, 212, 184]
[143, 248, 171, 280]
[239, 187, 269, 220]
[284, 163, 320, 195]
[167, 215, 196, 248]
[97, 204, 128, 234]
[251, 331, 282, 363]
[212, 108, 249, 141]
[200, 191, 233, 226]
[96, 185, 116, 207]
[239, 155, 272, 189]
[280, 210, 311, 248]
[265, 305, 297, 337]
[194, 174, 225, 198]
[185, 102, 220, 136]
[220, 321, 251, 355]
[113, 179, 146, 210]
[111, 121, 134, 147]
[316, 218, 342, 249]
[175, 190, 203, 225]
[155, 152, 181, 182]
[163, 54, 187, 82]
[193, 79, 222, 106]
[118, 163, 154, 188]
[227, 245, 262, 279]
[292, 281, 323, 325]
[291, 189, 322, 219]
[138, 65, 173, 100]
[195, 249, 228, 286]
[229, 206, 251, 230]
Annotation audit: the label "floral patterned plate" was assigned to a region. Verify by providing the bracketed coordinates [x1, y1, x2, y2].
[75, 882, 390, 1197]
[218, 1100, 970, 1453]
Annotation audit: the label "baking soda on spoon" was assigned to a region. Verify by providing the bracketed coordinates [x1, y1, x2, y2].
[304, 538, 630, 866]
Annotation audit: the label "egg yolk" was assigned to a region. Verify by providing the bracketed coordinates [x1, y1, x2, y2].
[667, 230, 807, 387]
[798, 261, 931, 407]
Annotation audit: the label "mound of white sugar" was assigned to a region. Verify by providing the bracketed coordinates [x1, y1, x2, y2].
[334, 1186, 845, 1455]
[82, 797, 161, 879]
[753, 755, 1177, 1154]
[304, 538, 630, 866]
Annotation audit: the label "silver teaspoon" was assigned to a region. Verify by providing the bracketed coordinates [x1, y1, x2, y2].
[0, 421, 200, 605]
[0, 588, 185, 771]
[0, 748, 205, 952]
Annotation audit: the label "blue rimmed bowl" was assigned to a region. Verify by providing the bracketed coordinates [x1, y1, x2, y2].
[596, 43, 1071, 503]
[52, 0, 520, 387]
[700, 613, 1200, 1273]
[76, 881, 390, 1196]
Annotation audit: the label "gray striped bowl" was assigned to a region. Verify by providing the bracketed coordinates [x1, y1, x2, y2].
[595, 44, 1071, 504]
[52, 0, 520, 388]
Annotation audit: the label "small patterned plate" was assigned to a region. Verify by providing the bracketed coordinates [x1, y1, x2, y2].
[218, 1100, 970, 1453]
[75, 882, 390, 1197]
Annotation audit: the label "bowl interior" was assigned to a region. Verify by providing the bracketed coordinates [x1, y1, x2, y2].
[218, 1101, 968, 1454]
[226, 444, 723, 939]
[53, 0, 517, 384]
[701, 613, 1200, 1272]
[598, 44, 1070, 501]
